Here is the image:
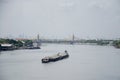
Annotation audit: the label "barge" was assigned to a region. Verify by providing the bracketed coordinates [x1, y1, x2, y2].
[41, 50, 69, 63]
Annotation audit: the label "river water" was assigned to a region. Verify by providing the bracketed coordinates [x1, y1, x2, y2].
[0, 44, 120, 80]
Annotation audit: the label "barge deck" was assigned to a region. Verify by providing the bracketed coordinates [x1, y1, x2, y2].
[41, 50, 69, 63]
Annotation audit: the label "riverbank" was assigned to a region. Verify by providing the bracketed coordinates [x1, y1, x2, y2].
[0, 38, 40, 51]
[0, 38, 120, 51]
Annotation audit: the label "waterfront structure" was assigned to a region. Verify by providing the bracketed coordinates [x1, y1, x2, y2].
[0, 44, 14, 51]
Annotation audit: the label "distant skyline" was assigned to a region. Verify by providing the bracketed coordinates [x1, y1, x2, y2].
[0, 0, 120, 39]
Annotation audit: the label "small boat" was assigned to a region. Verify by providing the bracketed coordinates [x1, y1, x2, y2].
[41, 50, 69, 63]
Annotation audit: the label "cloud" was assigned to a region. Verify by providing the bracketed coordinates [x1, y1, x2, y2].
[59, 2, 75, 8]
[88, 0, 112, 10]
[0, 0, 120, 39]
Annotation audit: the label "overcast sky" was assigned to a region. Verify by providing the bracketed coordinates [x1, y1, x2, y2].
[0, 0, 120, 39]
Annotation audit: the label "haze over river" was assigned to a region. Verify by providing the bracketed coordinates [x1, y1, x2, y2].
[0, 44, 120, 80]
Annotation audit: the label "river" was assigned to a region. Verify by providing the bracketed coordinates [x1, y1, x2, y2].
[0, 44, 120, 80]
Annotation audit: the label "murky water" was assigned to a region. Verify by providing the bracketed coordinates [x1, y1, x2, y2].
[0, 44, 120, 80]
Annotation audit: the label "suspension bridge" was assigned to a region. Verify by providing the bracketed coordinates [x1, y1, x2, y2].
[33, 34, 83, 45]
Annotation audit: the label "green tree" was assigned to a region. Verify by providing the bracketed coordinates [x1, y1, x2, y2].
[113, 40, 120, 48]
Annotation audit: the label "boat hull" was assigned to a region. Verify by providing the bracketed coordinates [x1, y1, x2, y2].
[41, 52, 69, 63]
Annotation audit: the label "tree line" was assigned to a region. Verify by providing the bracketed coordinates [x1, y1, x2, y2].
[0, 38, 33, 48]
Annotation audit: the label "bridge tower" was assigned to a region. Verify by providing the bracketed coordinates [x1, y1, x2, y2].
[37, 34, 41, 47]
[72, 34, 75, 42]
[70, 34, 75, 44]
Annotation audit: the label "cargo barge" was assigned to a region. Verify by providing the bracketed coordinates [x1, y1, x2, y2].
[41, 50, 69, 63]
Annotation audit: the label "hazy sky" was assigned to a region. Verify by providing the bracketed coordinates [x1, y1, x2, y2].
[0, 0, 120, 39]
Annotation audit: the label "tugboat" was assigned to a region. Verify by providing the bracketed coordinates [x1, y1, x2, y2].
[41, 50, 69, 63]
